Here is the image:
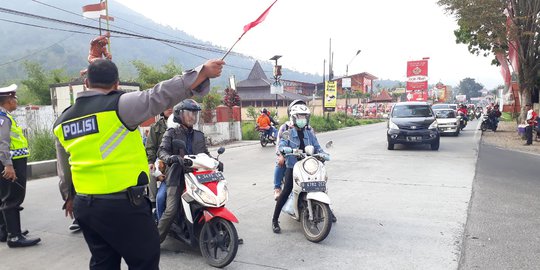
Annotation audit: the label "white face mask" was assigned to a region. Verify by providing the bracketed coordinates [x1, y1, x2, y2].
[296, 119, 307, 128]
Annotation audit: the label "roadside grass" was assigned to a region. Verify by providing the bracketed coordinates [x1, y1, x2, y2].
[27, 128, 56, 162]
[241, 113, 384, 140]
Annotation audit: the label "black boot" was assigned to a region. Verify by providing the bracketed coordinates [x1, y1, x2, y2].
[0, 230, 6, 242]
[7, 234, 41, 248]
[272, 220, 281, 234]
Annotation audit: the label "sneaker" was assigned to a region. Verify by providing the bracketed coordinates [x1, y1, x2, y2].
[68, 220, 80, 231]
[272, 220, 281, 234]
[274, 188, 281, 201]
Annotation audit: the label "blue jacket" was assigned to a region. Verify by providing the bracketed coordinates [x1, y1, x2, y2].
[279, 127, 325, 168]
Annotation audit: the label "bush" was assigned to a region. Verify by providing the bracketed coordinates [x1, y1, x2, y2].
[27, 128, 56, 162]
[241, 122, 259, 140]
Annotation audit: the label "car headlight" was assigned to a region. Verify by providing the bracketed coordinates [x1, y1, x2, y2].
[428, 121, 438, 129]
[303, 158, 319, 175]
[388, 120, 399, 130]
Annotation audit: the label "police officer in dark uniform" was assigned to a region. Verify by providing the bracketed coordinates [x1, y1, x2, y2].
[0, 84, 41, 248]
[54, 59, 223, 269]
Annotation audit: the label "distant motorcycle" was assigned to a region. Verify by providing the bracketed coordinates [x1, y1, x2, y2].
[457, 111, 468, 130]
[480, 115, 498, 132]
[475, 110, 482, 120]
[256, 119, 278, 147]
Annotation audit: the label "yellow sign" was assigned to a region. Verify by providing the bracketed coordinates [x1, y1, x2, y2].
[324, 81, 337, 112]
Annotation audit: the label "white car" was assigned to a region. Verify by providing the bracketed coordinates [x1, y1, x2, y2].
[434, 109, 460, 136]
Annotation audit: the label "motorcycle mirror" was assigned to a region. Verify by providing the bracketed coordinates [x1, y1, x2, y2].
[305, 145, 315, 155]
[281, 130, 290, 141]
[217, 147, 225, 155]
[325, 140, 333, 149]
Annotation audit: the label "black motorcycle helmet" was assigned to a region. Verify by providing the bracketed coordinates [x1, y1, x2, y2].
[173, 99, 202, 127]
[261, 108, 268, 114]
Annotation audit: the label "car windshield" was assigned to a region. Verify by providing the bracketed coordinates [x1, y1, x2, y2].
[435, 110, 456, 118]
[431, 104, 448, 110]
[392, 105, 433, 118]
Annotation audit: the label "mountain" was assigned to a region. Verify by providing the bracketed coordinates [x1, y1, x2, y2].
[0, 0, 321, 88]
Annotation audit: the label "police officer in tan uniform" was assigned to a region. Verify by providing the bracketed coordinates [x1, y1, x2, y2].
[0, 84, 41, 248]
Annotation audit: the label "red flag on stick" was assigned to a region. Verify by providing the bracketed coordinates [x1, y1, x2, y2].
[243, 0, 278, 33]
[222, 0, 278, 60]
[82, 2, 107, 18]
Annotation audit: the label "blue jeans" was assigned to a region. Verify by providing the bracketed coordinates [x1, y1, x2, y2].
[265, 127, 277, 138]
[273, 164, 286, 189]
[156, 183, 167, 221]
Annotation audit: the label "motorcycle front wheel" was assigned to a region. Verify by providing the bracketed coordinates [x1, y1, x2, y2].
[260, 134, 268, 147]
[480, 121, 487, 131]
[301, 200, 332, 243]
[199, 217, 239, 268]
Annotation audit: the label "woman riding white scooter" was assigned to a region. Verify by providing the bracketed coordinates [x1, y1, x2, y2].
[271, 103, 331, 233]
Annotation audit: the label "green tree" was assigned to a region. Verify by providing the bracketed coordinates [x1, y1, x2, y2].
[132, 59, 183, 90]
[438, 0, 540, 119]
[20, 61, 68, 105]
[457, 78, 484, 100]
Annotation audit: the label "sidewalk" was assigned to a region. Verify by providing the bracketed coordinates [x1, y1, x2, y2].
[481, 121, 540, 155]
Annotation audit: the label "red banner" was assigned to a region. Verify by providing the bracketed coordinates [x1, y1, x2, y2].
[406, 60, 428, 91]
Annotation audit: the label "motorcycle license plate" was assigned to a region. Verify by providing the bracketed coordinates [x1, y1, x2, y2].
[407, 136, 422, 141]
[301, 181, 326, 192]
[195, 172, 225, 184]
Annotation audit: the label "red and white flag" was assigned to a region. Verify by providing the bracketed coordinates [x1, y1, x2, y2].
[243, 0, 278, 34]
[82, 2, 107, 19]
[100, 15, 114, 21]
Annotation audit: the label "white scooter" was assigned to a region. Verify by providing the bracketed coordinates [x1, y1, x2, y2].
[281, 141, 333, 243]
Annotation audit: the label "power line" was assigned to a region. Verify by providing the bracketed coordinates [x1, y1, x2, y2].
[0, 6, 256, 71]
[0, 32, 77, 66]
[26, 1, 253, 71]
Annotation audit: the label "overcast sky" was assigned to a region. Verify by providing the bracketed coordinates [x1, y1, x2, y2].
[115, 0, 503, 89]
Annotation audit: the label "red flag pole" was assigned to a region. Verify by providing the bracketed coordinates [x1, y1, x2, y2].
[221, 0, 278, 60]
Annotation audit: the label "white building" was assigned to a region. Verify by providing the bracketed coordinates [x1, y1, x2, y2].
[49, 78, 141, 118]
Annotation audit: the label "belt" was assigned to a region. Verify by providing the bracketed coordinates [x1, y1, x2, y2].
[76, 191, 128, 200]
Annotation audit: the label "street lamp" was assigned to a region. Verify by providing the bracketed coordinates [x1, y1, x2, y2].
[346, 49, 361, 76]
[345, 50, 361, 116]
[269, 55, 282, 114]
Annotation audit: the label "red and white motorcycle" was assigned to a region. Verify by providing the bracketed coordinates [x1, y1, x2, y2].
[169, 141, 238, 268]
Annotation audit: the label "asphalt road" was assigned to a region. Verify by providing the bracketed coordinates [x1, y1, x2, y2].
[459, 143, 540, 270]
[0, 121, 483, 270]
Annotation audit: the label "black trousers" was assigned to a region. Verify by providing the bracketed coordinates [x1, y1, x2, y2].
[525, 125, 533, 145]
[273, 168, 294, 222]
[0, 158, 27, 236]
[74, 195, 160, 270]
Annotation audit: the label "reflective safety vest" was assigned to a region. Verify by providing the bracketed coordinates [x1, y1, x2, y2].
[0, 111, 29, 159]
[53, 91, 148, 194]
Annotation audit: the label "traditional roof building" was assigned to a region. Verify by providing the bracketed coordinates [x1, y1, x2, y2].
[236, 61, 311, 107]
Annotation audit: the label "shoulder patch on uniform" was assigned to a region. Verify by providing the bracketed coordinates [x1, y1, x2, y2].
[0, 118, 4, 126]
[61, 115, 99, 140]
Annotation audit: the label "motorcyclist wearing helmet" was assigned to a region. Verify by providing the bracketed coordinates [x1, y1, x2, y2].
[273, 100, 306, 200]
[457, 103, 469, 121]
[271, 102, 330, 233]
[256, 108, 277, 139]
[156, 99, 211, 243]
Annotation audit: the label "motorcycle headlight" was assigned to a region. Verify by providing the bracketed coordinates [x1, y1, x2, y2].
[388, 120, 399, 130]
[428, 120, 438, 129]
[303, 158, 319, 175]
[195, 189, 217, 205]
[217, 185, 228, 205]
